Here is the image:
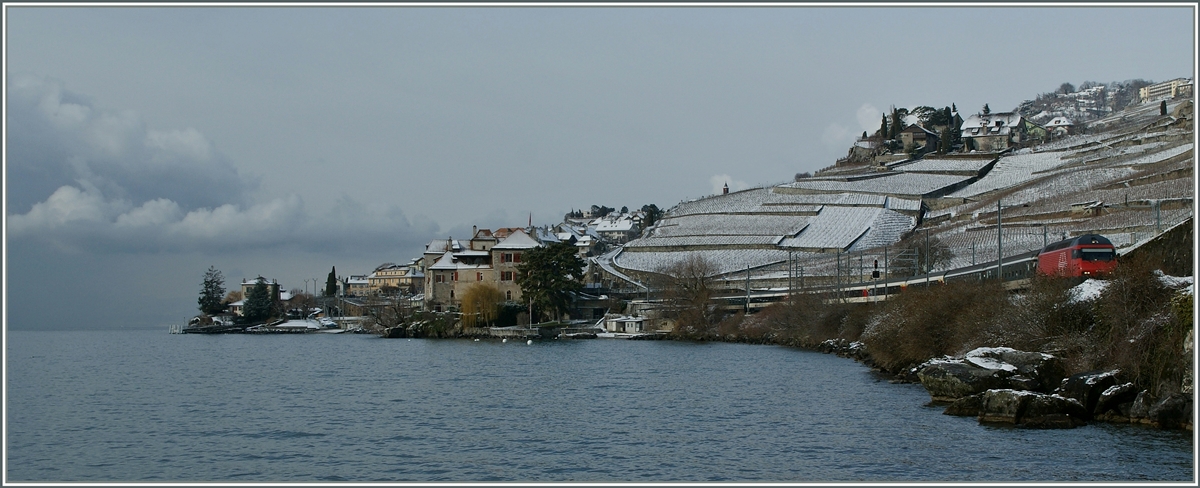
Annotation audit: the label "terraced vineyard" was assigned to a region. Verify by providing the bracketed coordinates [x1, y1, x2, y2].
[598, 98, 1193, 288]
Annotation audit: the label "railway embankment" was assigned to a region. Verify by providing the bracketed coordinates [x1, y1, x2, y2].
[663, 242, 1194, 431]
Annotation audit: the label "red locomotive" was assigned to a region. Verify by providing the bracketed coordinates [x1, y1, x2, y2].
[1036, 234, 1118, 277]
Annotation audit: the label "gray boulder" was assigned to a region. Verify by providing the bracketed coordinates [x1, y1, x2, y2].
[977, 389, 1087, 428]
[943, 393, 985, 417]
[1130, 390, 1155, 423]
[1094, 382, 1139, 417]
[1055, 369, 1120, 418]
[1020, 394, 1088, 429]
[968, 347, 1067, 392]
[917, 347, 1065, 402]
[978, 389, 1032, 424]
[1147, 393, 1193, 430]
[919, 361, 1011, 402]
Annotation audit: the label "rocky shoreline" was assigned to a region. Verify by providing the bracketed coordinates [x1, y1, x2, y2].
[815, 338, 1193, 431]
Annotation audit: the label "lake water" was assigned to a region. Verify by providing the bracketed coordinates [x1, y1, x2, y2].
[4, 329, 1194, 483]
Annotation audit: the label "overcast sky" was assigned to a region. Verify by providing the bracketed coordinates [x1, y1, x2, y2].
[4, 4, 1196, 329]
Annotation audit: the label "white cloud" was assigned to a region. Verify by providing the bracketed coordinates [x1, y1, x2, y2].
[7, 184, 126, 235]
[115, 198, 183, 228]
[710, 174, 750, 195]
[856, 103, 881, 133]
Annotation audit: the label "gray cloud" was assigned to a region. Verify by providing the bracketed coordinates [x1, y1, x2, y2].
[6, 75, 441, 258]
[6, 73, 256, 213]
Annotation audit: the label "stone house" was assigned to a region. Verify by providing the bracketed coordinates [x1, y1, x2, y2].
[898, 124, 940, 153]
[960, 112, 1047, 152]
[424, 227, 543, 312]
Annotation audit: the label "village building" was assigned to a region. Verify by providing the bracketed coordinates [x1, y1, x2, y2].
[366, 259, 424, 296]
[423, 227, 543, 312]
[959, 112, 1047, 152]
[1044, 116, 1075, 136]
[1139, 78, 1194, 103]
[897, 124, 940, 153]
[227, 278, 284, 316]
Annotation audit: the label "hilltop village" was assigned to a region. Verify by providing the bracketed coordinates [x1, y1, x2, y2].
[191, 77, 1194, 336]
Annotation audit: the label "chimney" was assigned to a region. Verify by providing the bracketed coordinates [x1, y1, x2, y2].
[472, 225, 477, 237]
[723, 182, 729, 195]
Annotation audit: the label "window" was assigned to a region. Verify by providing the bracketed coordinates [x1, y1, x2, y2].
[452, 272, 458, 282]
[513, 253, 521, 263]
[476, 272, 483, 281]
[450, 289, 455, 299]
[502, 253, 512, 263]
[436, 275, 444, 283]
[506, 290, 512, 300]
[501, 271, 513, 281]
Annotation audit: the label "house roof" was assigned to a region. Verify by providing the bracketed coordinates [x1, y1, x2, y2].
[595, 217, 635, 232]
[493, 229, 542, 249]
[1045, 116, 1074, 128]
[900, 124, 939, 136]
[425, 238, 462, 254]
[960, 112, 1024, 132]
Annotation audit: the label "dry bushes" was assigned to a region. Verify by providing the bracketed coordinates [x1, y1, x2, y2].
[1092, 256, 1191, 396]
[860, 280, 1008, 374]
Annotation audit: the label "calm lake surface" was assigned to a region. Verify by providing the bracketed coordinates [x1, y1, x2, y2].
[5, 329, 1194, 483]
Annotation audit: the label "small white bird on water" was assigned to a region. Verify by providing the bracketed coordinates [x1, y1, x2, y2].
[502, 338, 507, 343]
[527, 340, 533, 345]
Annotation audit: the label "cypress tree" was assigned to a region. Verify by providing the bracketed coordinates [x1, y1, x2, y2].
[879, 113, 888, 138]
[325, 266, 338, 297]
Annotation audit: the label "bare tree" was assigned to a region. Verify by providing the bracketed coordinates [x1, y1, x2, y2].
[652, 253, 721, 336]
[460, 283, 504, 328]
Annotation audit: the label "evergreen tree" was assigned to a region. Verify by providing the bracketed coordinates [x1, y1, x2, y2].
[879, 113, 888, 138]
[952, 103, 957, 113]
[515, 242, 585, 322]
[243, 278, 273, 323]
[197, 266, 227, 315]
[641, 204, 663, 228]
[889, 106, 907, 139]
[325, 266, 338, 297]
[982, 103, 991, 115]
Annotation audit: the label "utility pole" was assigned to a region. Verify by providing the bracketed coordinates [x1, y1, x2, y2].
[997, 199, 1003, 282]
[745, 265, 751, 313]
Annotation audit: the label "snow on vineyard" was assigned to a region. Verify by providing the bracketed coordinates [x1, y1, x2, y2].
[604, 96, 1192, 284]
[647, 213, 810, 238]
[893, 157, 993, 174]
[947, 150, 1075, 198]
[781, 172, 973, 197]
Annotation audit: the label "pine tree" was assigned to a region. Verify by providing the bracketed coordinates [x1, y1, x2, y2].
[515, 242, 585, 322]
[197, 266, 226, 315]
[325, 266, 338, 297]
[243, 278, 273, 323]
[982, 103, 991, 115]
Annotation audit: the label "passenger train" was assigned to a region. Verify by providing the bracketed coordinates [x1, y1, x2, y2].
[808, 233, 1118, 303]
